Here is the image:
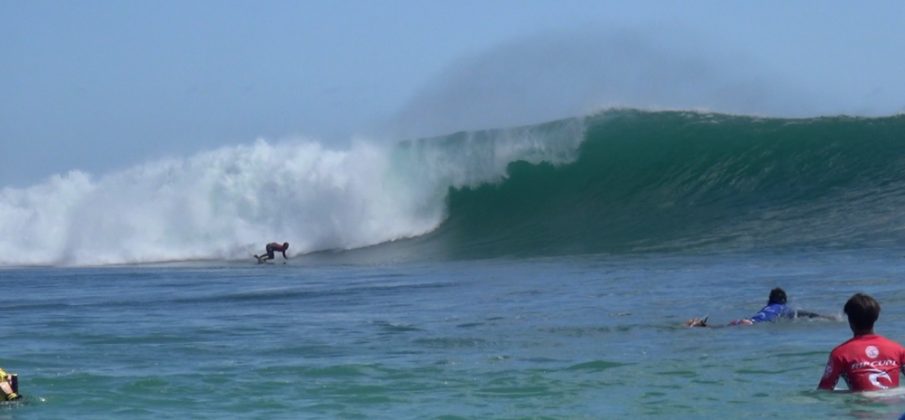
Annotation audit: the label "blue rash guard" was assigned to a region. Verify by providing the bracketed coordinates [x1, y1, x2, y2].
[748, 303, 794, 323]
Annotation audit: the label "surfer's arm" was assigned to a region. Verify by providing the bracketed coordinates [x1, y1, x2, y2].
[796, 310, 834, 320]
[281, 250, 288, 259]
[817, 354, 842, 390]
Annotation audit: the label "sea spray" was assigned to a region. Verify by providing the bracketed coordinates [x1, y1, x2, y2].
[0, 140, 431, 265]
[0, 118, 587, 266]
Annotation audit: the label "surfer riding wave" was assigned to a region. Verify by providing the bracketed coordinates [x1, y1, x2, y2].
[255, 242, 289, 263]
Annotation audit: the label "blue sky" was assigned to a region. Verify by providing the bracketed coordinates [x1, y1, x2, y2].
[2, 0, 904, 187]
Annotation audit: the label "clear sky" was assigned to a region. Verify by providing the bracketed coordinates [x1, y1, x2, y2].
[2, 0, 904, 187]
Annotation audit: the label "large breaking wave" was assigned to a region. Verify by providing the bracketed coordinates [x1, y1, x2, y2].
[3, 109, 905, 266]
[0, 119, 585, 265]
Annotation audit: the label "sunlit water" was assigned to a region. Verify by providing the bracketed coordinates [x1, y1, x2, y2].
[3, 250, 905, 418]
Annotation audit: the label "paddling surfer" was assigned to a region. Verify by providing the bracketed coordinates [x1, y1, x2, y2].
[686, 288, 831, 327]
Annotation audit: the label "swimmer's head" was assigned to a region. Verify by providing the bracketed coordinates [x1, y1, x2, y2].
[844, 293, 880, 333]
[768, 288, 787, 305]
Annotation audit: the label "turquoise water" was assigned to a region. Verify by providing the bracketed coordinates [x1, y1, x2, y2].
[415, 111, 905, 258]
[4, 249, 905, 418]
[4, 110, 905, 417]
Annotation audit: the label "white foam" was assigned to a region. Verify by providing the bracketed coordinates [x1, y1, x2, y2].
[0, 121, 586, 266]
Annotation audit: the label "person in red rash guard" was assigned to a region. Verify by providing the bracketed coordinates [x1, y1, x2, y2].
[818, 293, 905, 392]
[255, 242, 289, 263]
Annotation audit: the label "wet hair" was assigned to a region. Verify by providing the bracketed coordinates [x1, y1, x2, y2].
[844, 293, 880, 332]
[767, 288, 787, 305]
[283, 242, 289, 249]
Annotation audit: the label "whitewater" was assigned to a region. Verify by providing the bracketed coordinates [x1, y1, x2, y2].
[0, 119, 586, 266]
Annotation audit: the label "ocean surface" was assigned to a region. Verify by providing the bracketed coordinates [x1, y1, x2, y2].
[3, 110, 905, 418]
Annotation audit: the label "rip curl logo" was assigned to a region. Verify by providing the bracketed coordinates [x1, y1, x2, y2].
[851, 359, 897, 370]
[868, 368, 892, 389]
[866, 346, 880, 359]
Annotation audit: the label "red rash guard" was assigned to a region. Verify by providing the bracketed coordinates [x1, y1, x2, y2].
[818, 334, 905, 391]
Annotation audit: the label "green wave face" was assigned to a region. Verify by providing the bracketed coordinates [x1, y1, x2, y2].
[431, 110, 905, 258]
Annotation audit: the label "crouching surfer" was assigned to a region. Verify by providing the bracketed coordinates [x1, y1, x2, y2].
[0, 368, 20, 401]
[686, 287, 832, 328]
[255, 242, 289, 263]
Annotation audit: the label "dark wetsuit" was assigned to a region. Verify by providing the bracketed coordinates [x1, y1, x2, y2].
[265, 242, 288, 259]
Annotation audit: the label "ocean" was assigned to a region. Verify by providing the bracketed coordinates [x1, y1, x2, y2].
[3, 110, 905, 418]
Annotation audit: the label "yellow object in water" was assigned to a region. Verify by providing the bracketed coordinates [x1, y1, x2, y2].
[0, 368, 19, 401]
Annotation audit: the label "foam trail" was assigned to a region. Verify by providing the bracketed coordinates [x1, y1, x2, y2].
[0, 120, 587, 266]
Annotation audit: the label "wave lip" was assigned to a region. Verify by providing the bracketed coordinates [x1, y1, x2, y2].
[425, 110, 905, 258]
